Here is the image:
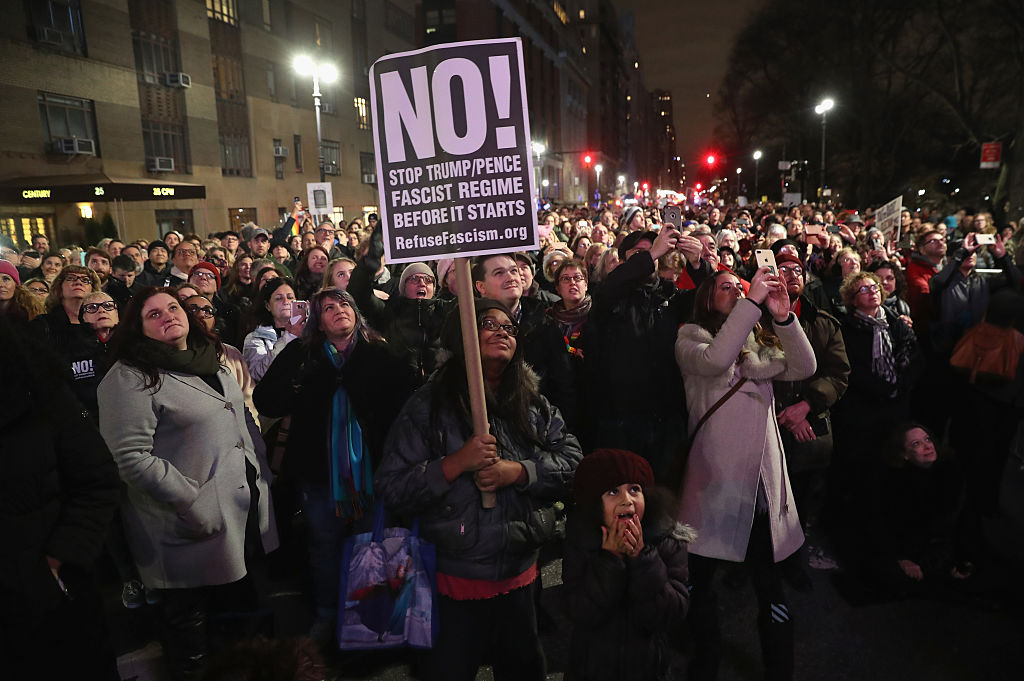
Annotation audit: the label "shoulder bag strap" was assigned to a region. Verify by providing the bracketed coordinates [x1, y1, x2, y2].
[689, 377, 748, 442]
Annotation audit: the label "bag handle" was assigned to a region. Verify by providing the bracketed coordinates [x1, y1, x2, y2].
[689, 377, 748, 443]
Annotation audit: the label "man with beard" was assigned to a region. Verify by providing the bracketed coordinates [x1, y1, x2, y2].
[773, 252, 850, 577]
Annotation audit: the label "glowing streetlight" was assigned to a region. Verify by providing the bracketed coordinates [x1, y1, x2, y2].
[753, 150, 763, 199]
[293, 55, 340, 182]
[814, 98, 835, 194]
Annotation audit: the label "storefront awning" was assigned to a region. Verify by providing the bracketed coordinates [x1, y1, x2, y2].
[0, 173, 206, 204]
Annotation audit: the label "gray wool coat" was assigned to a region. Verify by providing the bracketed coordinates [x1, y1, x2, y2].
[675, 298, 816, 563]
[98, 361, 278, 589]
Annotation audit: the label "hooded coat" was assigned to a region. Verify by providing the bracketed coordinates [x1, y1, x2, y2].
[675, 298, 816, 562]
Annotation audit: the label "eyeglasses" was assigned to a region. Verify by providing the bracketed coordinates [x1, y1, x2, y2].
[82, 301, 116, 313]
[559, 273, 586, 284]
[191, 271, 217, 280]
[778, 265, 804, 277]
[316, 228, 336, 236]
[176, 249, 198, 257]
[64, 274, 93, 285]
[407, 274, 435, 285]
[924, 237, 946, 245]
[480, 318, 518, 336]
[187, 304, 217, 318]
[857, 284, 880, 295]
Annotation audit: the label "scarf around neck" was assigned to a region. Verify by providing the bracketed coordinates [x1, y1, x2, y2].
[853, 308, 898, 390]
[323, 336, 373, 520]
[135, 337, 221, 376]
[546, 295, 592, 359]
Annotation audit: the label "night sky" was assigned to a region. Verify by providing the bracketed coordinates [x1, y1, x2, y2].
[614, 0, 763, 167]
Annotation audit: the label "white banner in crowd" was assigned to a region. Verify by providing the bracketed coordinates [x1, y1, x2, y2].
[369, 38, 538, 264]
[875, 195, 903, 240]
[306, 182, 335, 217]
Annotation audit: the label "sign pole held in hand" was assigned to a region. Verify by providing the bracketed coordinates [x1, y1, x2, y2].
[369, 38, 537, 509]
[454, 258, 496, 509]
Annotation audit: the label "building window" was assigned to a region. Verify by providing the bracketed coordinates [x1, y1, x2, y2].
[354, 97, 368, 130]
[273, 137, 284, 180]
[229, 207, 257, 229]
[552, 2, 568, 25]
[322, 140, 341, 175]
[266, 63, 277, 101]
[293, 134, 303, 173]
[155, 209, 194, 236]
[38, 91, 99, 152]
[132, 30, 179, 85]
[205, 0, 237, 26]
[212, 54, 245, 102]
[220, 134, 251, 177]
[360, 152, 376, 184]
[385, 1, 415, 42]
[143, 121, 190, 172]
[261, 0, 272, 30]
[28, 0, 87, 55]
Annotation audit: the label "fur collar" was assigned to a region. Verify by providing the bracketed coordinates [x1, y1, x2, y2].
[681, 323, 787, 381]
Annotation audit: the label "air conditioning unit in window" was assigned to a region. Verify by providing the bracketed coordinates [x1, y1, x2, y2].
[320, 101, 336, 114]
[361, 173, 376, 185]
[273, 145, 289, 157]
[323, 163, 340, 176]
[164, 72, 192, 88]
[148, 156, 175, 172]
[36, 26, 64, 46]
[49, 137, 96, 156]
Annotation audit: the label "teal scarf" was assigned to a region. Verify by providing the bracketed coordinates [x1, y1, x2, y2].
[323, 338, 373, 519]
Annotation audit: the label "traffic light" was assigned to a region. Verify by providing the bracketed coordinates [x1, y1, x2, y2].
[705, 154, 716, 166]
[582, 152, 593, 167]
[695, 182, 702, 190]
[641, 182, 649, 192]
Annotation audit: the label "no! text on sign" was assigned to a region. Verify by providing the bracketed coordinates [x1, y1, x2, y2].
[369, 38, 538, 264]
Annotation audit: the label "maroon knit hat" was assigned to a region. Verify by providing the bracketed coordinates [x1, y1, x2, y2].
[189, 261, 221, 288]
[573, 449, 654, 506]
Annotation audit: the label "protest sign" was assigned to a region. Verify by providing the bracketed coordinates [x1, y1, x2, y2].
[369, 38, 538, 264]
[875, 195, 903, 240]
[306, 182, 335, 217]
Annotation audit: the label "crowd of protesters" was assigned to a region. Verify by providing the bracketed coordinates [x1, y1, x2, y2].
[2, 195, 1022, 681]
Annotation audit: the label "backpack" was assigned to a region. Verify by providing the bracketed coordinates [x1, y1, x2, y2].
[949, 321, 1024, 383]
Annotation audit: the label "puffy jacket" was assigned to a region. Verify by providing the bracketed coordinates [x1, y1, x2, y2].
[242, 324, 298, 382]
[563, 490, 691, 681]
[375, 379, 582, 581]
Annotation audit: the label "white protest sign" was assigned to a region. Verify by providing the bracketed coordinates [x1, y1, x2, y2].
[875, 195, 903, 240]
[306, 182, 334, 217]
[369, 38, 538, 264]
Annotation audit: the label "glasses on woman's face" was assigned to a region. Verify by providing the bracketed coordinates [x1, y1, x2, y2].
[28, 285, 48, 295]
[857, 284, 880, 295]
[407, 274, 435, 285]
[559, 273, 586, 284]
[82, 301, 116, 314]
[480, 318, 518, 337]
[187, 304, 216, 318]
[64, 274, 93, 285]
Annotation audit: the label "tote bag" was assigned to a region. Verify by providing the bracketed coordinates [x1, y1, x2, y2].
[337, 505, 438, 650]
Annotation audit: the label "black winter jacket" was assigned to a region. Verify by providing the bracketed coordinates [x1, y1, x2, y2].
[252, 336, 417, 484]
[0, 325, 120, 626]
[563, 490, 692, 681]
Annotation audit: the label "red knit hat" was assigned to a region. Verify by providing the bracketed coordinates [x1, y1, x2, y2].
[189, 261, 221, 288]
[573, 449, 654, 506]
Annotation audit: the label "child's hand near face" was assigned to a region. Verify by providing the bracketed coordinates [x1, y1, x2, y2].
[601, 513, 645, 557]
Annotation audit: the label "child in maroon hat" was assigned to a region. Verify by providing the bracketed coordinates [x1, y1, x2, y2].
[563, 449, 694, 680]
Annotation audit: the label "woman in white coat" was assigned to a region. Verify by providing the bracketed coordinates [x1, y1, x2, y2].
[98, 287, 278, 681]
[675, 267, 815, 681]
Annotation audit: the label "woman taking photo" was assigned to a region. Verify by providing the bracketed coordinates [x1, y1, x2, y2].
[253, 288, 416, 644]
[97, 287, 278, 681]
[242, 278, 303, 382]
[376, 299, 583, 681]
[675, 268, 816, 681]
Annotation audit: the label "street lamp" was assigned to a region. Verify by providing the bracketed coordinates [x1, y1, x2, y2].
[294, 55, 339, 183]
[814, 97, 835, 195]
[753, 150, 762, 200]
[594, 163, 603, 198]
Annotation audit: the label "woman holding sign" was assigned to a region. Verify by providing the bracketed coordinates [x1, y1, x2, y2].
[376, 298, 582, 681]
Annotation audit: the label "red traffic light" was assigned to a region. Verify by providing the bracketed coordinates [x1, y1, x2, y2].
[583, 153, 593, 166]
[641, 182, 649, 191]
[695, 182, 703, 190]
[705, 154, 716, 166]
